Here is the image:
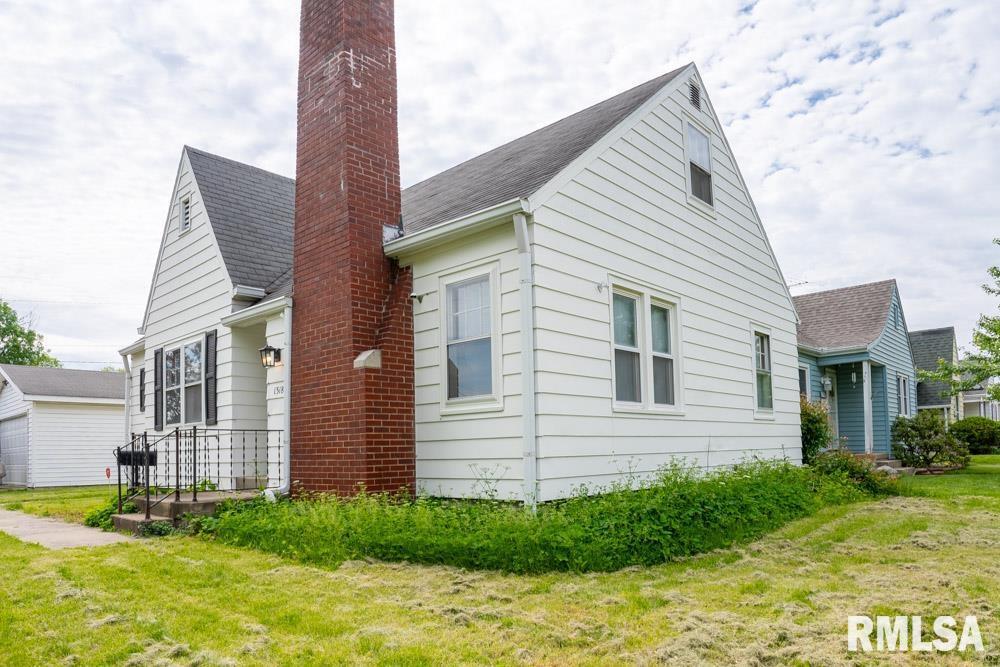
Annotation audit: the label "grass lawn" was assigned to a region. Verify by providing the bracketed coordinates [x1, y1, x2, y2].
[0, 462, 997, 665]
[0, 484, 121, 523]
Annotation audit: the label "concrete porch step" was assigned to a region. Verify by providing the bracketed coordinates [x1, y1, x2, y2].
[133, 490, 259, 519]
[112, 512, 161, 534]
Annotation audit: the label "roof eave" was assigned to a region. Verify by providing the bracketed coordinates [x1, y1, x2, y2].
[22, 394, 125, 405]
[221, 296, 293, 328]
[385, 198, 529, 259]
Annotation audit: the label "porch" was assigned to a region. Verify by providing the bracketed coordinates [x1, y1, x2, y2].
[112, 427, 283, 530]
[812, 356, 893, 456]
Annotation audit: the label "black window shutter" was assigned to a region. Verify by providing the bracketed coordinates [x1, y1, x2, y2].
[204, 330, 218, 425]
[139, 367, 146, 412]
[153, 348, 163, 430]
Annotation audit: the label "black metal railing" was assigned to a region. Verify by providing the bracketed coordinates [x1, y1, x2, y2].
[114, 427, 283, 520]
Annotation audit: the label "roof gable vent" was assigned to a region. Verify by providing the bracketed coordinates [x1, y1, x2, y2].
[688, 81, 701, 111]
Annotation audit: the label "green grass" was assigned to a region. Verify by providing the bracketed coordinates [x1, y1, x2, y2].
[0, 485, 122, 523]
[899, 454, 1000, 502]
[0, 461, 996, 664]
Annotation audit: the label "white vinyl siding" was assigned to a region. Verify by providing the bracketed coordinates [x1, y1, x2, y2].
[404, 225, 522, 499]
[529, 74, 800, 500]
[135, 149, 264, 434]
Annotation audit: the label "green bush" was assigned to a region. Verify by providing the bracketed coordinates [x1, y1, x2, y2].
[201, 459, 885, 574]
[800, 396, 832, 464]
[83, 496, 137, 531]
[949, 416, 1000, 455]
[808, 448, 899, 497]
[891, 411, 970, 469]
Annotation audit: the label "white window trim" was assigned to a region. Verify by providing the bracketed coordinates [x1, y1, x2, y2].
[163, 336, 205, 426]
[608, 276, 684, 416]
[681, 114, 716, 217]
[897, 373, 910, 416]
[179, 195, 193, 235]
[751, 324, 775, 420]
[438, 262, 503, 416]
[798, 364, 811, 400]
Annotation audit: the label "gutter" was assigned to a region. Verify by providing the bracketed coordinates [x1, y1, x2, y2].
[797, 343, 869, 357]
[233, 284, 268, 301]
[514, 213, 538, 507]
[384, 198, 529, 258]
[221, 296, 293, 328]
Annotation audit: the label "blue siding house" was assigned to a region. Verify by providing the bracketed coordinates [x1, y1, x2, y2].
[794, 280, 917, 455]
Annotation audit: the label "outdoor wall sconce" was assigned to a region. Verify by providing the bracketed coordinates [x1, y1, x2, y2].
[259, 345, 282, 368]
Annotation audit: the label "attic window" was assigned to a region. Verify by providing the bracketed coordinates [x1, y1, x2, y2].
[179, 196, 192, 233]
[686, 123, 713, 206]
[688, 81, 701, 111]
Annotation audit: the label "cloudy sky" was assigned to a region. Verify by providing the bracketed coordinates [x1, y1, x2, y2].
[0, 0, 997, 369]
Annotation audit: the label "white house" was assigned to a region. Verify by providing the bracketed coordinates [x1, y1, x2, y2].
[0, 365, 124, 487]
[120, 60, 801, 501]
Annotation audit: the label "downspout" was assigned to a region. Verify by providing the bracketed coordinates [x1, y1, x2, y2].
[514, 213, 538, 507]
[120, 353, 131, 443]
[277, 303, 293, 496]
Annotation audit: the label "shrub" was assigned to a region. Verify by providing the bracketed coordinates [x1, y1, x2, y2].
[800, 397, 832, 464]
[808, 448, 899, 497]
[84, 496, 137, 531]
[202, 459, 883, 574]
[892, 411, 970, 469]
[949, 416, 1000, 455]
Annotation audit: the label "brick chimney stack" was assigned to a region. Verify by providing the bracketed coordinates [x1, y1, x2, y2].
[290, 0, 415, 493]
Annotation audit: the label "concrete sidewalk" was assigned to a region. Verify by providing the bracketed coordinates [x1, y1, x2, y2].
[0, 508, 133, 549]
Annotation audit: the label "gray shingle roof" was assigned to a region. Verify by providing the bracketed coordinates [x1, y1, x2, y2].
[908, 327, 956, 406]
[400, 65, 689, 233]
[186, 147, 295, 290]
[0, 365, 125, 400]
[793, 280, 896, 351]
[184, 65, 690, 293]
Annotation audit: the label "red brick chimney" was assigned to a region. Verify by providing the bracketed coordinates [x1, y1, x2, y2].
[290, 0, 415, 493]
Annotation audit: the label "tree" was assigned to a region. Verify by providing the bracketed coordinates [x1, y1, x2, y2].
[921, 238, 1000, 402]
[0, 299, 60, 367]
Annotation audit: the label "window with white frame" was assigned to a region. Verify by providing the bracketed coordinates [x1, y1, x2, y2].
[650, 304, 676, 406]
[179, 196, 192, 233]
[164, 340, 203, 424]
[445, 274, 493, 400]
[798, 365, 810, 399]
[897, 374, 910, 416]
[686, 123, 713, 206]
[754, 331, 773, 410]
[611, 287, 680, 410]
[613, 293, 642, 403]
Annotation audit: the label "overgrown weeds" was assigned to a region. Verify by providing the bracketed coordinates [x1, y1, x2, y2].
[198, 459, 891, 574]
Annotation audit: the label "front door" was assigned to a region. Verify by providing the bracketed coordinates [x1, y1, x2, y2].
[825, 369, 839, 441]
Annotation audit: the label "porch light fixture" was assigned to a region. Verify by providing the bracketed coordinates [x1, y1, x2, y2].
[259, 345, 282, 368]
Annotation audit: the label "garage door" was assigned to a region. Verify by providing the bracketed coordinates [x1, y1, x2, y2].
[0, 415, 28, 486]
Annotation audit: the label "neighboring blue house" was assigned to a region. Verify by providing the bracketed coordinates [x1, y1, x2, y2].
[794, 280, 917, 456]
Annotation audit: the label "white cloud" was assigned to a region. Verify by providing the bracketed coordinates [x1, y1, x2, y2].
[0, 0, 996, 367]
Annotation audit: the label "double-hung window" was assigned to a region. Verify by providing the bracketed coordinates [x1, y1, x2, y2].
[611, 287, 680, 410]
[444, 272, 496, 404]
[686, 123, 713, 206]
[613, 293, 642, 403]
[164, 340, 203, 425]
[754, 331, 773, 411]
[897, 374, 910, 416]
[798, 366, 810, 399]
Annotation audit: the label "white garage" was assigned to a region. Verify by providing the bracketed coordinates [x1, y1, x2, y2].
[0, 364, 125, 487]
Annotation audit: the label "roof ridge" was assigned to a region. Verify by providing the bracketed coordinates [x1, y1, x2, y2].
[909, 326, 955, 335]
[793, 278, 896, 300]
[0, 364, 118, 375]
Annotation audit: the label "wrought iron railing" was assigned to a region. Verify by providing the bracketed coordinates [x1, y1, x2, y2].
[114, 427, 283, 520]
